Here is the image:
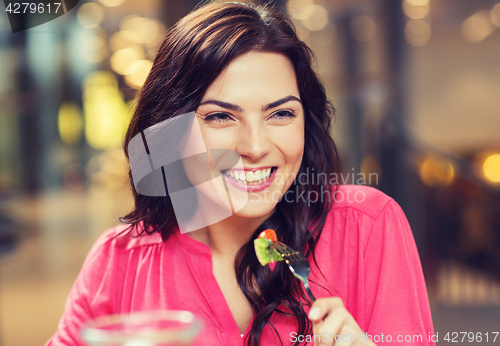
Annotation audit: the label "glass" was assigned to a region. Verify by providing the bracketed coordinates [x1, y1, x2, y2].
[80, 310, 202, 346]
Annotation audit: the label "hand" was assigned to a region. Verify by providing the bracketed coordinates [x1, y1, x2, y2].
[308, 297, 376, 346]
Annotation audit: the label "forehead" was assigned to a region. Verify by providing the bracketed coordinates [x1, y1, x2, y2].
[202, 51, 300, 103]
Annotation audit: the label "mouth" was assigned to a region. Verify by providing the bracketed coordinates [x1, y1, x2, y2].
[221, 167, 277, 192]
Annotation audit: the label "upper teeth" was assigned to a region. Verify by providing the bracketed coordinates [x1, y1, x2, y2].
[227, 168, 272, 182]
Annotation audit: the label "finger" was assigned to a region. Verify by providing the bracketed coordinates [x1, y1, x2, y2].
[308, 297, 345, 322]
[311, 315, 325, 346]
[312, 299, 362, 333]
[313, 308, 349, 345]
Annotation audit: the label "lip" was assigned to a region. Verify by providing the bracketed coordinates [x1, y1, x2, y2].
[222, 167, 277, 192]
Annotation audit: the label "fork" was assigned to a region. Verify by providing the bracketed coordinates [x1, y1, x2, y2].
[270, 241, 316, 302]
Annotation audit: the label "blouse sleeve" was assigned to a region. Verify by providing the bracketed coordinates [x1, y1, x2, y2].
[362, 199, 435, 345]
[44, 229, 119, 346]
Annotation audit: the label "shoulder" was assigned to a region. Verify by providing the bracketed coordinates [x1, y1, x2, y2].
[323, 185, 413, 254]
[77, 224, 167, 289]
[320, 185, 407, 252]
[87, 223, 164, 260]
[329, 184, 394, 220]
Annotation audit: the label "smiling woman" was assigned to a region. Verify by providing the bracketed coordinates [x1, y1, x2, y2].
[194, 51, 305, 218]
[46, 2, 435, 346]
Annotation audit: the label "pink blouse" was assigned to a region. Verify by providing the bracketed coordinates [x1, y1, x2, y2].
[46, 185, 435, 345]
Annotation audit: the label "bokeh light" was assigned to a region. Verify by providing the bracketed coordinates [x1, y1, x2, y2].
[135, 19, 162, 44]
[405, 19, 431, 46]
[405, 0, 430, 6]
[109, 31, 135, 52]
[360, 155, 381, 183]
[350, 15, 377, 42]
[124, 60, 153, 88]
[461, 11, 495, 43]
[76, 3, 104, 29]
[419, 156, 455, 186]
[82, 71, 130, 150]
[116, 16, 164, 46]
[483, 154, 500, 183]
[98, 0, 125, 7]
[288, 0, 315, 20]
[403, 2, 430, 20]
[491, 3, 500, 28]
[110, 47, 144, 75]
[120, 16, 147, 43]
[58, 102, 83, 146]
[301, 5, 329, 31]
[120, 14, 141, 30]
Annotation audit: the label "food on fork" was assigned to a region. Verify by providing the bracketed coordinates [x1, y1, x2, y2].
[254, 229, 283, 266]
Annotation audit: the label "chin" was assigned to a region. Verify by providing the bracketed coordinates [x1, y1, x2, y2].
[233, 200, 276, 220]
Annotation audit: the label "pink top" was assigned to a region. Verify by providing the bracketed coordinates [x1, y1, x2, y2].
[46, 185, 435, 345]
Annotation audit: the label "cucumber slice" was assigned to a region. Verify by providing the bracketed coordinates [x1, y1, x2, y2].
[254, 237, 283, 266]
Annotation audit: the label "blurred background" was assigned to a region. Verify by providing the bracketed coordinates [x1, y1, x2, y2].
[1, 0, 500, 344]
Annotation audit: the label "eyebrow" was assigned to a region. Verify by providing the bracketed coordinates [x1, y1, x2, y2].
[198, 95, 301, 112]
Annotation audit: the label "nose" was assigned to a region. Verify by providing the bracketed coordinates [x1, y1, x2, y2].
[235, 121, 270, 161]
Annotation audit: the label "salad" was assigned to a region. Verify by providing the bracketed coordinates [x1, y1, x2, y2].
[253, 229, 284, 266]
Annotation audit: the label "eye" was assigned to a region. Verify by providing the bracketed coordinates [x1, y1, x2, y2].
[269, 110, 296, 121]
[204, 112, 233, 123]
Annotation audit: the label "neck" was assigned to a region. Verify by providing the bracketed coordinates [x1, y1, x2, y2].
[188, 213, 271, 257]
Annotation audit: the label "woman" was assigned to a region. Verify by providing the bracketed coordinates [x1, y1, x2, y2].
[47, 1, 435, 345]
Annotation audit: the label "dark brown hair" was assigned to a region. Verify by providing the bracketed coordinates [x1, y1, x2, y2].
[121, 2, 340, 345]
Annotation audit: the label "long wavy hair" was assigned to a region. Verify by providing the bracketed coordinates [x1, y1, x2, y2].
[121, 1, 340, 345]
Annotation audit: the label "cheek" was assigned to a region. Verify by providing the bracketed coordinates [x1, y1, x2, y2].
[287, 139, 304, 165]
[199, 128, 237, 151]
[276, 123, 305, 168]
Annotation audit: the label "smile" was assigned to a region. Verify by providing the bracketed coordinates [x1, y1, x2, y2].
[221, 167, 277, 192]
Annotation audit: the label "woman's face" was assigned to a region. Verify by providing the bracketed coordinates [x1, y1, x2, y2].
[189, 51, 305, 220]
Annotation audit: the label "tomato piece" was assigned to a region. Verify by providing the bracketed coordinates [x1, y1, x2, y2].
[258, 229, 277, 243]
